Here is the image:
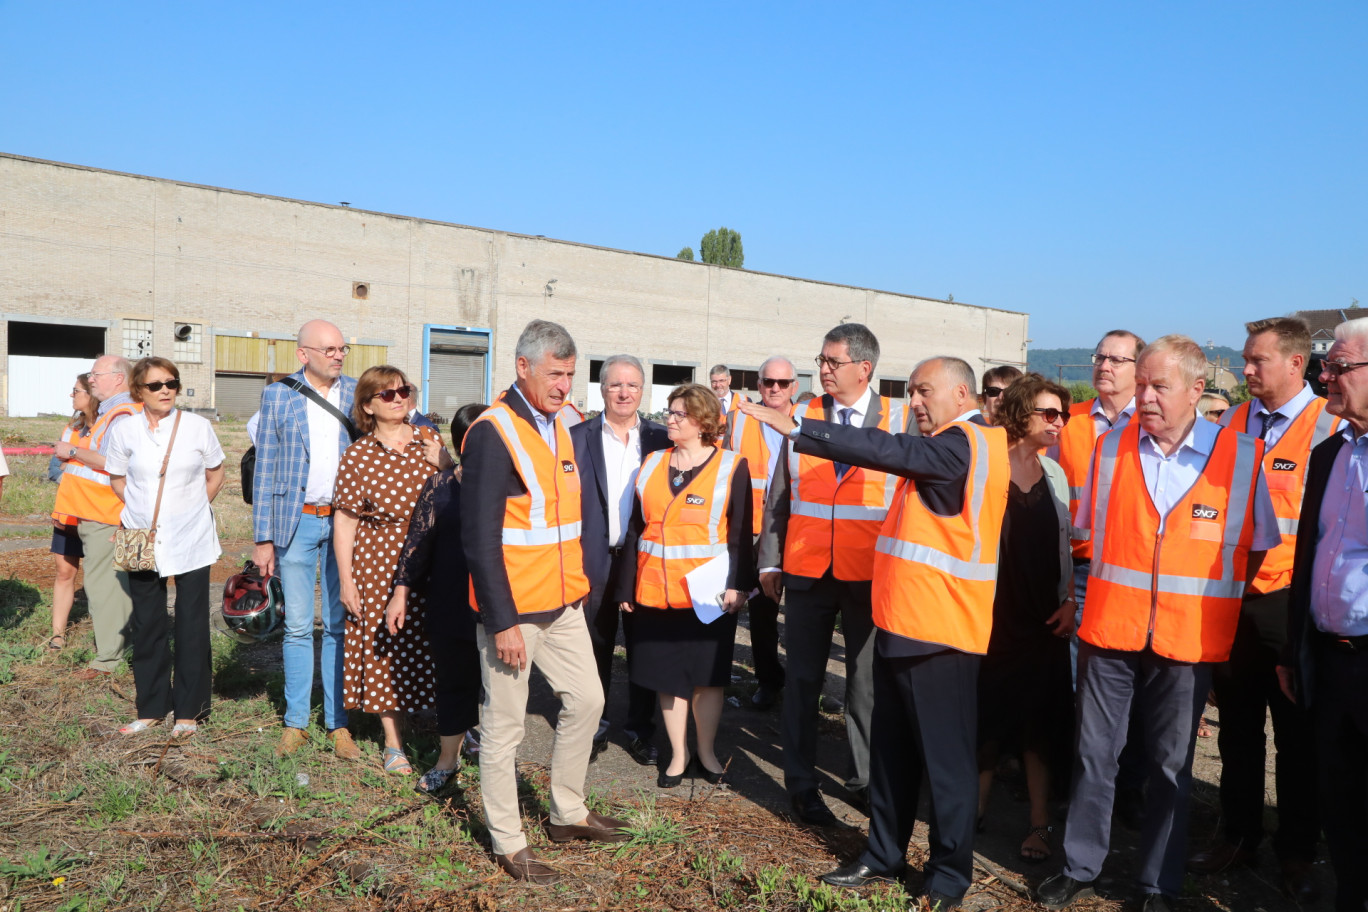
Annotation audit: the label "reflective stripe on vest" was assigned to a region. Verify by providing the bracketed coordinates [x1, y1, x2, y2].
[870, 420, 1009, 654]
[634, 448, 739, 608]
[1056, 398, 1101, 559]
[784, 396, 903, 581]
[727, 408, 772, 535]
[1084, 423, 1262, 662]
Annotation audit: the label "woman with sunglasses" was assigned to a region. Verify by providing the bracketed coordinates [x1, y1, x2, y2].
[46, 372, 99, 651]
[332, 366, 444, 774]
[973, 373, 1077, 863]
[979, 365, 1023, 426]
[104, 357, 226, 738]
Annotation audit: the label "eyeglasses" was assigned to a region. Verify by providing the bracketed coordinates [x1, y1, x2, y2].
[85, 370, 121, 380]
[301, 345, 351, 358]
[1091, 353, 1137, 366]
[1206, 409, 1227, 419]
[982, 386, 1006, 399]
[760, 377, 795, 389]
[605, 382, 643, 393]
[139, 379, 182, 393]
[815, 356, 858, 371]
[664, 409, 690, 422]
[370, 385, 413, 403]
[1322, 360, 1368, 378]
[1034, 408, 1071, 425]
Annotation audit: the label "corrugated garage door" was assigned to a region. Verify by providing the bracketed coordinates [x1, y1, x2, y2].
[216, 373, 268, 419]
[427, 330, 488, 423]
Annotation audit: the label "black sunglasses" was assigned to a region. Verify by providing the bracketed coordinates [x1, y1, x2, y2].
[140, 379, 181, 393]
[982, 386, 1006, 399]
[371, 385, 413, 403]
[1034, 407, 1070, 425]
[760, 377, 795, 389]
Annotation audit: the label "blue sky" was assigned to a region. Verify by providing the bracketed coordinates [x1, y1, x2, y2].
[2, 1, 1364, 348]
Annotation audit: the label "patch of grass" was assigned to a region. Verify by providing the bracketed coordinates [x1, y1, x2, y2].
[1, 844, 84, 883]
[0, 453, 62, 518]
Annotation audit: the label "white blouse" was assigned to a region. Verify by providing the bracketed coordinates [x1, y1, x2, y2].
[105, 409, 224, 577]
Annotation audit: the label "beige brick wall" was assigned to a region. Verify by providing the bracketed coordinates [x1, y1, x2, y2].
[0, 153, 1029, 417]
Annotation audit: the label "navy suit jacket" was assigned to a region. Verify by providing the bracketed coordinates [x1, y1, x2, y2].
[1286, 430, 1346, 709]
[570, 412, 671, 611]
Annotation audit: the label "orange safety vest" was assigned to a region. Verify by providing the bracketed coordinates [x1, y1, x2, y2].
[51, 401, 142, 526]
[1056, 398, 1104, 560]
[870, 420, 1008, 653]
[784, 395, 904, 581]
[558, 402, 585, 428]
[725, 407, 779, 535]
[50, 425, 92, 527]
[464, 399, 590, 615]
[1222, 397, 1341, 594]
[1082, 423, 1263, 663]
[633, 447, 742, 608]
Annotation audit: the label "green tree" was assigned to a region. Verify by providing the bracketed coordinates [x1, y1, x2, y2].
[1226, 381, 1252, 405]
[1067, 381, 1098, 405]
[676, 247, 695, 261]
[700, 227, 744, 268]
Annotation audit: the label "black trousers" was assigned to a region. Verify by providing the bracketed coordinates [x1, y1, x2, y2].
[862, 648, 980, 902]
[586, 585, 656, 741]
[747, 590, 785, 689]
[425, 595, 481, 738]
[1211, 588, 1318, 860]
[127, 565, 212, 722]
[1312, 638, 1368, 912]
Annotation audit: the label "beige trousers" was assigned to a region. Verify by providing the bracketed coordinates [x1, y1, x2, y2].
[77, 521, 133, 673]
[476, 607, 604, 856]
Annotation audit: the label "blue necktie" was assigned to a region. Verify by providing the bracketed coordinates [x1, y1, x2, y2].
[1259, 411, 1280, 441]
[835, 408, 853, 481]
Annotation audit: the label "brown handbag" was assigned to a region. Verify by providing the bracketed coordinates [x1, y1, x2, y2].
[113, 411, 182, 573]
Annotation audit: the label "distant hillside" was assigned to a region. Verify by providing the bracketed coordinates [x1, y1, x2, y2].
[1028, 346, 1244, 382]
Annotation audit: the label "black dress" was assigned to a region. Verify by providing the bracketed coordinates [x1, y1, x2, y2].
[976, 473, 1073, 763]
[613, 449, 755, 699]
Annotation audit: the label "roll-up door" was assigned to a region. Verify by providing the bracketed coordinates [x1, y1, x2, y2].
[216, 374, 268, 419]
[426, 329, 489, 423]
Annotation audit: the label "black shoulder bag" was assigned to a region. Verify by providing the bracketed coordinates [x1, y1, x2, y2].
[241, 377, 361, 504]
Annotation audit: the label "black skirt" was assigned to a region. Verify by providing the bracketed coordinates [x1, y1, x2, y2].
[627, 605, 738, 699]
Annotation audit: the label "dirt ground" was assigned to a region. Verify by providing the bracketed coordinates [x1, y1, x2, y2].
[0, 531, 1334, 911]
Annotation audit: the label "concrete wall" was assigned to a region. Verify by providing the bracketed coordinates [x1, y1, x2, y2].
[0, 153, 1030, 416]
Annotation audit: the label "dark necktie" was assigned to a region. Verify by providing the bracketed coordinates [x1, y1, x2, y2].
[835, 408, 853, 481]
[1259, 411, 1280, 441]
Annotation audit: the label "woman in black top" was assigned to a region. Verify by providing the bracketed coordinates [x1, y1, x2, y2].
[615, 384, 754, 788]
[974, 374, 1076, 862]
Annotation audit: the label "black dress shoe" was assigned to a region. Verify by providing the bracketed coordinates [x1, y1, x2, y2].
[1140, 893, 1172, 912]
[845, 785, 870, 816]
[1279, 860, 1320, 903]
[590, 734, 609, 762]
[658, 753, 690, 789]
[750, 684, 780, 710]
[818, 860, 902, 888]
[692, 758, 726, 785]
[625, 737, 658, 766]
[1036, 873, 1096, 910]
[791, 789, 842, 827]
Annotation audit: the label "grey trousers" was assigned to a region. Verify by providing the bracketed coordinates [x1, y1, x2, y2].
[77, 521, 133, 673]
[781, 574, 875, 795]
[1061, 641, 1209, 897]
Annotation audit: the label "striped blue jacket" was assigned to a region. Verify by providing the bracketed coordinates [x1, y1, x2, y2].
[250, 369, 358, 547]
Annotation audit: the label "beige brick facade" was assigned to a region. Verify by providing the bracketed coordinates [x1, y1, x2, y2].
[0, 153, 1029, 417]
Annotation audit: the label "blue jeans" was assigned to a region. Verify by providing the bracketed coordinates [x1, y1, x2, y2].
[277, 512, 346, 731]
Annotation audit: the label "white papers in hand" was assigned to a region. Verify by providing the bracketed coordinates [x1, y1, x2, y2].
[683, 553, 730, 624]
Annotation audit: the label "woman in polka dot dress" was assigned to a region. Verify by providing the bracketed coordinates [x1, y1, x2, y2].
[332, 365, 448, 773]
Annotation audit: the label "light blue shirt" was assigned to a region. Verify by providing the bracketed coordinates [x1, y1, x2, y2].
[1237, 382, 1318, 449]
[1310, 427, 1368, 636]
[95, 391, 135, 455]
[511, 384, 557, 450]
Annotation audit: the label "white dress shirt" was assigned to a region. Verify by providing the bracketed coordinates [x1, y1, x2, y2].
[1310, 426, 1368, 636]
[105, 409, 225, 577]
[601, 416, 643, 548]
[302, 376, 342, 506]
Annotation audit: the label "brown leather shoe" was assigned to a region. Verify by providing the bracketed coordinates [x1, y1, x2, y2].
[545, 811, 631, 843]
[74, 667, 112, 682]
[1188, 841, 1256, 874]
[327, 728, 361, 761]
[1279, 860, 1320, 903]
[494, 847, 561, 884]
[274, 727, 308, 758]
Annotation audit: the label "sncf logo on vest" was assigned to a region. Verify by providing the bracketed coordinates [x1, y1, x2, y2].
[685, 494, 705, 506]
[1271, 458, 1298, 472]
[1191, 504, 1221, 521]
[560, 460, 575, 473]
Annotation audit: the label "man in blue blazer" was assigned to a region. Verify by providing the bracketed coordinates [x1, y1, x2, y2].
[570, 354, 671, 765]
[252, 320, 360, 759]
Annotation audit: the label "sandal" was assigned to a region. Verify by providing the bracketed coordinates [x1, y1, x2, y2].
[382, 747, 413, 775]
[119, 719, 160, 735]
[1021, 825, 1053, 863]
[415, 765, 458, 797]
[171, 722, 198, 740]
[47, 635, 66, 650]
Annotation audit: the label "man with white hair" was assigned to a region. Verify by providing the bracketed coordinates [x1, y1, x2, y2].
[1039, 335, 1280, 912]
[462, 320, 629, 884]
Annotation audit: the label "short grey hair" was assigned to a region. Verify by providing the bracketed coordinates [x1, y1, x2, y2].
[1334, 316, 1368, 348]
[515, 319, 577, 366]
[93, 354, 133, 384]
[913, 356, 977, 396]
[599, 353, 645, 388]
[759, 355, 796, 377]
[1097, 329, 1147, 359]
[708, 364, 730, 378]
[824, 323, 880, 372]
[1139, 334, 1208, 387]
